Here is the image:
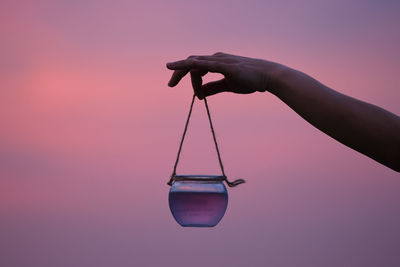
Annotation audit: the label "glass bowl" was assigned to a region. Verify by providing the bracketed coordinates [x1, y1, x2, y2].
[168, 175, 228, 227]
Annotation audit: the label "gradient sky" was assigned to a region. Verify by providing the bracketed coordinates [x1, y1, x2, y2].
[1, 1, 400, 266]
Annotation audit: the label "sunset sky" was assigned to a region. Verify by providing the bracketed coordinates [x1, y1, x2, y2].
[1, 1, 399, 266]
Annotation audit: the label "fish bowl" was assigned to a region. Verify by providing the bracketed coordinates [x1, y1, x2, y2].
[168, 175, 228, 227]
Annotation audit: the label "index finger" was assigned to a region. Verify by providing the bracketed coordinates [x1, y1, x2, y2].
[166, 59, 228, 74]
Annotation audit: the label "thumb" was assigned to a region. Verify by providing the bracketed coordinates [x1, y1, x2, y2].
[199, 78, 230, 99]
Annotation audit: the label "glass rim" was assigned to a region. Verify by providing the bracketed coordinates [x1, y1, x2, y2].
[172, 175, 226, 181]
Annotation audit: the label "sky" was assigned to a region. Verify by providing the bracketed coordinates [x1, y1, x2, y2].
[1, 0, 399, 266]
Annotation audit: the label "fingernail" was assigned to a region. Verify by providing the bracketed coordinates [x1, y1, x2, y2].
[166, 62, 173, 68]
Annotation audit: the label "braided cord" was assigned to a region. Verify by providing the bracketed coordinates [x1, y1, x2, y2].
[168, 95, 245, 187]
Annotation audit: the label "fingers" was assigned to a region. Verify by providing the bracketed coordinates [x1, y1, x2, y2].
[167, 59, 213, 87]
[197, 78, 230, 99]
[167, 53, 231, 88]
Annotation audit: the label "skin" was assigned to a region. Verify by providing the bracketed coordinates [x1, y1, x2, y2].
[166, 52, 400, 173]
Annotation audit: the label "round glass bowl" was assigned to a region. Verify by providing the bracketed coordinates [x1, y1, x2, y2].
[168, 175, 228, 227]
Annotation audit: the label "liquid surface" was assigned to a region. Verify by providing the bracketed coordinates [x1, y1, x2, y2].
[169, 191, 228, 227]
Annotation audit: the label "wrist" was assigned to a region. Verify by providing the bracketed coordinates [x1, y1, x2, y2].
[264, 62, 293, 96]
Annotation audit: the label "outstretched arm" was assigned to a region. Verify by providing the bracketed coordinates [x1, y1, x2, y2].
[167, 52, 400, 172]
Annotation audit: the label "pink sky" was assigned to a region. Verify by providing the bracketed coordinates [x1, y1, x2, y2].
[1, 1, 400, 266]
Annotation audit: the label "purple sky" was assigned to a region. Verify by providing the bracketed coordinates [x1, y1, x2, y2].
[1, 1, 399, 266]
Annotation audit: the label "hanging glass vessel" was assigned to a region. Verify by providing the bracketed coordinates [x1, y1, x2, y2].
[167, 96, 245, 227]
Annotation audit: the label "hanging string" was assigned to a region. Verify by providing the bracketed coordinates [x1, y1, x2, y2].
[168, 95, 245, 187]
[203, 97, 245, 187]
[169, 94, 196, 183]
[204, 97, 226, 177]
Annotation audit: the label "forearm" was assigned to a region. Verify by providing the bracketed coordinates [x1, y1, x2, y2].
[268, 66, 400, 172]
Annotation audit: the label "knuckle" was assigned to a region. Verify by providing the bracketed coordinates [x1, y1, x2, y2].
[213, 52, 225, 56]
[188, 59, 200, 68]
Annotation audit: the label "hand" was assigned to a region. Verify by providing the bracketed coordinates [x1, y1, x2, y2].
[166, 52, 283, 99]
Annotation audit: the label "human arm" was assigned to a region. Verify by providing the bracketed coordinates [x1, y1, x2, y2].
[166, 52, 400, 172]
